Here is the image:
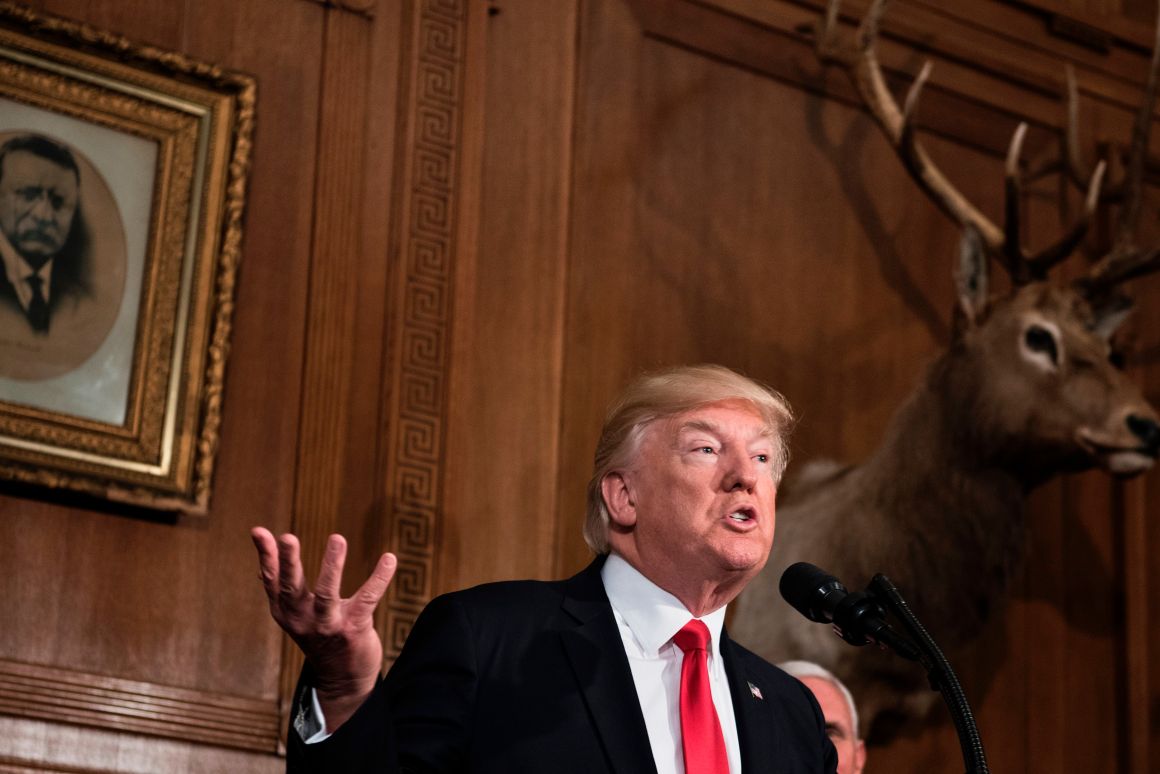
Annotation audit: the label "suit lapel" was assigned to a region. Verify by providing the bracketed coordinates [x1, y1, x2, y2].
[722, 629, 782, 772]
[0, 270, 19, 310]
[557, 560, 659, 774]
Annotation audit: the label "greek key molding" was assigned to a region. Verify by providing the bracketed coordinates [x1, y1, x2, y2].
[381, 0, 466, 660]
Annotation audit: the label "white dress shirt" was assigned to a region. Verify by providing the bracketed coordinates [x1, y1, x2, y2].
[301, 553, 744, 774]
[601, 552, 741, 774]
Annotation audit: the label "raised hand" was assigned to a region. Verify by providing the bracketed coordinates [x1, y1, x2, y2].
[251, 527, 398, 731]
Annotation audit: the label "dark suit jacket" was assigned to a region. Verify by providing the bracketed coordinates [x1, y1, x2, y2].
[0, 270, 24, 316]
[288, 558, 837, 773]
[0, 249, 88, 330]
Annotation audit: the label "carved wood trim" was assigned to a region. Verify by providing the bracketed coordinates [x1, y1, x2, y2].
[0, 659, 280, 753]
[291, 0, 376, 20]
[629, 0, 1159, 160]
[1005, 0, 1157, 49]
[0, 761, 120, 774]
[378, 0, 469, 661]
[0, 714, 282, 772]
[0, 762, 116, 773]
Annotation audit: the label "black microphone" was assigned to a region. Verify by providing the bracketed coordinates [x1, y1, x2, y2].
[779, 562, 921, 660]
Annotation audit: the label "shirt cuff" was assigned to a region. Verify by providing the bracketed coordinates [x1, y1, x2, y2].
[294, 686, 333, 744]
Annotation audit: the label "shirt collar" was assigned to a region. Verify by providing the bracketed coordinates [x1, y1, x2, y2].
[601, 551, 727, 658]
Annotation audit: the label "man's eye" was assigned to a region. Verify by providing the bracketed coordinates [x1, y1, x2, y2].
[755, 454, 769, 463]
[698, 447, 715, 454]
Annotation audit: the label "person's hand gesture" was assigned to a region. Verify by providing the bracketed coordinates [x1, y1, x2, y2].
[251, 527, 397, 731]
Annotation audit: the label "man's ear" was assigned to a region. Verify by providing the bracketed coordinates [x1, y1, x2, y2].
[601, 471, 637, 529]
[853, 739, 866, 774]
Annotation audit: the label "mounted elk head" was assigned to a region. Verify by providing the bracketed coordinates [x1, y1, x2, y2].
[731, 0, 1160, 737]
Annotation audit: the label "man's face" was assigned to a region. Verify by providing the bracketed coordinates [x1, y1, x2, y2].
[800, 676, 866, 774]
[0, 150, 79, 268]
[608, 399, 778, 593]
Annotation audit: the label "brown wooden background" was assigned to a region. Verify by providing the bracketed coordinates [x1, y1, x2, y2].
[1, 0, 1159, 771]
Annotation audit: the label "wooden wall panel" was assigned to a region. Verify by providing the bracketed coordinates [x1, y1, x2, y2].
[438, 0, 577, 593]
[1119, 210, 1160, 772]
[0, 715, 284, 774]
[2, 0, 1160, 771]
[280, 2, 380, 718]
[2, 0, 324, 695]
[0, 0, 403, 769]
[551, 0, 1160, 771]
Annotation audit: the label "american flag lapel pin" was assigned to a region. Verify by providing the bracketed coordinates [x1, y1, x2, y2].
[748, 681, 763, 700]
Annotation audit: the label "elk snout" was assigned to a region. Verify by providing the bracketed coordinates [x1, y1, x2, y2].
[1077, 410, 1160, 475]
[1127, 414, 1160, 457]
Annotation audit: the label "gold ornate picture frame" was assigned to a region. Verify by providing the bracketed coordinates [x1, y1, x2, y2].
[0, 2, 254, 515]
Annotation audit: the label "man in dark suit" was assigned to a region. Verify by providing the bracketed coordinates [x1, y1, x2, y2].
[253, 364, 837, 773]
[0, 133, 89, 334]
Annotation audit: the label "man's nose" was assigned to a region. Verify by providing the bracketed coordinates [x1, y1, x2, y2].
[28, 193, 55, 221]
[724, 453, 758, 491]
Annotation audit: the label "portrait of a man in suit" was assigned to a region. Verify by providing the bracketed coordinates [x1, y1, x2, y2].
[0, 119, 132, 410]
[0, 133, 91, 335]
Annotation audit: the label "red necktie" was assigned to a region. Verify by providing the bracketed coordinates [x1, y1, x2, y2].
[673, 620, 730, 774]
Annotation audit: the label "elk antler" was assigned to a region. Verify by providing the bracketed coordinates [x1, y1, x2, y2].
[815, 0, 1104, 286]
[1075, 2, 1160, 299]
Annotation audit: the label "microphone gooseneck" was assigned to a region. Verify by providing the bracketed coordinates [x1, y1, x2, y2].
[777, 561, 990, 774]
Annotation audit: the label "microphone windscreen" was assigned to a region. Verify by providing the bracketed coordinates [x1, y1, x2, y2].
[779, 562, 845, 623]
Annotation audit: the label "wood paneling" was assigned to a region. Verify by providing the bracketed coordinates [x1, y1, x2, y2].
[0, 715, 283, 773]
[554, 0, 1160, 771]
[3, 0, 1160, 771]
[0, 660, 279, 752]
[0, 0, 387, 769]
[375, 0, 473, 661]
[280, 0, 382, 721]
[438, 0, 577, 592]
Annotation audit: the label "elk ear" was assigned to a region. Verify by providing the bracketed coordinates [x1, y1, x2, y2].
[1090, 293, 1133, 341]
[954, 225, 989, 327]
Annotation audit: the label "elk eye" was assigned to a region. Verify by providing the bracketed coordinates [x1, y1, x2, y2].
[1024, 325, 1058, 365]
[1109, 349, 1126, 370]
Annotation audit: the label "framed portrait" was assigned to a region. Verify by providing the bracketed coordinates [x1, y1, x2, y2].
[0, 2, 254, 514]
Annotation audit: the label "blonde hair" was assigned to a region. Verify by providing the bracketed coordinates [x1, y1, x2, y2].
[583, 364, 793, 554]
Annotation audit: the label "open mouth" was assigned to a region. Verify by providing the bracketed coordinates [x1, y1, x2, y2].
[725, 506, 758, 524]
